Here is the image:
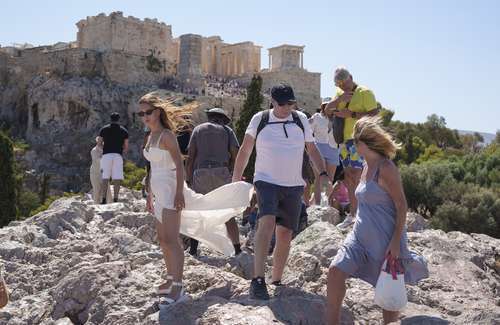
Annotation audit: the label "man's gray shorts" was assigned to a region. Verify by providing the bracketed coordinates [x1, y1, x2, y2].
[254, 180, 304, 231]
[192, 167, 231, 194]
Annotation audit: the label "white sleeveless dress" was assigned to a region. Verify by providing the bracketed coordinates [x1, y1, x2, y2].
[143, 132, 253, 256]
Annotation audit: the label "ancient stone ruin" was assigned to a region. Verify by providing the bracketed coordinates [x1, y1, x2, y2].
[1, 11, 320, 111]
[0, 11, 321, 194]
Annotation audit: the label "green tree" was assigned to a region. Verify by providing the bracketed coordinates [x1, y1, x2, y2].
[0, 131, 18, 227]
[234, 74, 264, 181]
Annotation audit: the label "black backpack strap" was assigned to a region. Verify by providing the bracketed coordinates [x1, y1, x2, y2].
[255, 110, 270, 139]
[291, 111, 305, 136]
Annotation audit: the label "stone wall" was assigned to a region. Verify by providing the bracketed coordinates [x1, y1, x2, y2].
[76, 11, 177, 64]
[0, 48, 175, 86]
[260, 69, 321, 113]
[235, 69, 321, 113]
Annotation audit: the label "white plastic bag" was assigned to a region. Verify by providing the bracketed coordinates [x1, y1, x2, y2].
[374, 257, 408, 311]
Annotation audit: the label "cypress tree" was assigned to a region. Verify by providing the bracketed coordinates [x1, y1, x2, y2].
[235, 74, 264, 181]
[0, 131, 18, 227]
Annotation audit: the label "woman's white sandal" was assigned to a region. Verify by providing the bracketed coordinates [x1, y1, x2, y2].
[156, 275, 174, 296]
[158, 282, 188, 306]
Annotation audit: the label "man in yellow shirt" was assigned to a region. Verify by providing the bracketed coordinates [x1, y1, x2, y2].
[325, 67, 379, 221]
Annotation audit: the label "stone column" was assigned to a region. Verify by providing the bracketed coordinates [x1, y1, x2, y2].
[300, 52, 303, 69]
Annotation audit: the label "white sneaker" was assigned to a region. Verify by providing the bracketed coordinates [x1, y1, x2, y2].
[337, 214, 355, 229]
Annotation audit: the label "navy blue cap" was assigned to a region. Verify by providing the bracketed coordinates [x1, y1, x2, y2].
[110, 112, 120, 121]
[271, 84, 297, 105]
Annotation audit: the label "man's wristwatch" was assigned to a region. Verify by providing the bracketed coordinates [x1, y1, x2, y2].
[319, 171, 329, 177]
[351, 111, 356, 118]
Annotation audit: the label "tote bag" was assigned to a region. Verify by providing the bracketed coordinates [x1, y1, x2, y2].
[374, 256, 408, 311]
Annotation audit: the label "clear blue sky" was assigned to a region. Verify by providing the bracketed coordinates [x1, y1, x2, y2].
[1, 0, 499, 133]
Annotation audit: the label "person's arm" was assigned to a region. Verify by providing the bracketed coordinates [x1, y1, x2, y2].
[378, 160, 407, 258]
[232, 134, 255, 182]
[305, 142, 328, 179]
[229, 130, 240, 172]
[325, 91, 354, 118]
[162, 130, 186, 210]
[352, 90, 379, 119]
[123, 139, 129, 154]
[186, 140, 197, 184]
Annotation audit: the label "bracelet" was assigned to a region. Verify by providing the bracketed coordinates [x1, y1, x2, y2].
[319, 171, 328, 177]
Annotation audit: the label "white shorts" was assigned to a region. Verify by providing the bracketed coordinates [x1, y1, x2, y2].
[101, 153, 124, 180]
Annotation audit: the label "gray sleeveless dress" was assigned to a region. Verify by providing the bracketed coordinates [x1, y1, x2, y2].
[331, 160, 428, 286]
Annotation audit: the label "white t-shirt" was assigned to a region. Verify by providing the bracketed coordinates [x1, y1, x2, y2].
[310, 112, 338, 147]
[246, 109, 314, 187]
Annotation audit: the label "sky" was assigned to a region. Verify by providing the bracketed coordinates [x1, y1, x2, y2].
[1, 0, 499, 133]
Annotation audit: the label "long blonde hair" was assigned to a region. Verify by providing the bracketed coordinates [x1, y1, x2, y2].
[353, 116, 401, 159]
[138, 92, 195, 133]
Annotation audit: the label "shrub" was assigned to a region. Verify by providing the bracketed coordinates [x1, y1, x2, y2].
[431, 187, 500, 237]
[0, 131, 18, 226]
[17, 190, 41, 218]
[123, 161, 147, 190]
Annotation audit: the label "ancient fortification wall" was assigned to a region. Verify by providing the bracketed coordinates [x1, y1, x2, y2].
[0, 47, 175, 86]
[76, 11, 177, 64]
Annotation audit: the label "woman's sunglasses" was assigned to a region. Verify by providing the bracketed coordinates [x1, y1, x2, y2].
[137, 108, 158, 117]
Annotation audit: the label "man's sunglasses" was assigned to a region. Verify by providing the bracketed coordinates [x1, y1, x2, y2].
[137, 108, 158, 117]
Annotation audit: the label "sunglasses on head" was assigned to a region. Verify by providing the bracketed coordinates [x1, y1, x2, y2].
[137, 108, 158, 117]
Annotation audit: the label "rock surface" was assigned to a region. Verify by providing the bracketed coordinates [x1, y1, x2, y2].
[0, 191, 499, 324]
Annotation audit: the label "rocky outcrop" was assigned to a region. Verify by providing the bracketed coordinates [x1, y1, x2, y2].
[0, 192, 499, 324]
[0, 70, 245, 194]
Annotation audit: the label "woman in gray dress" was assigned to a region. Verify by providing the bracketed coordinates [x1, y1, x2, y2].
[326, 117, 428, 325]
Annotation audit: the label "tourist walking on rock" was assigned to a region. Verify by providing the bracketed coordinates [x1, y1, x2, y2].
[232, 84, 329, 300]
[325, 67, 380, 225]
[309, 102, 339, 205]
[185, 107, 242, 256]
[326, 117, 428, 325]
[90, 137, 112, 203]
[138, 93, 252, 306]
[97, 112, 129, 204]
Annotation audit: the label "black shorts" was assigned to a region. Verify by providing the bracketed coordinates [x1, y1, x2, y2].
[254, 181, 304, 231]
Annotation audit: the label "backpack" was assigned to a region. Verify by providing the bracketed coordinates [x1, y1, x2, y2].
[255, 109, 305, 139]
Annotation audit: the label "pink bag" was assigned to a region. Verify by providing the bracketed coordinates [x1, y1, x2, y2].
[374, 255, 408, 311]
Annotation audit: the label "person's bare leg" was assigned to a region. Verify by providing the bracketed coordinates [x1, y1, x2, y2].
[112, 180, 121, 201]
[271, 225, 293, 282]
[253, 215, 276, 277]
[100, 179, 110, 202]
[156, 208, 184, 300]
[382, 310, 400, 324]
[155, 218, 172, 291]
[303, 183, 312, 206]
[225, 217, 240, 246]
[326, 163, 337, 196]
[326, 266, 348, 325]
[313, 168, 321, 205]
[344, 167, 361, 217]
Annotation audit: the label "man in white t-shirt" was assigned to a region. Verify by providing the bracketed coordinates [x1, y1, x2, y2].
[232, 84, 328, 300]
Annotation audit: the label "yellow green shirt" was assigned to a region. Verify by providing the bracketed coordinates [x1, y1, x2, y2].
[335, 85, 377, 141]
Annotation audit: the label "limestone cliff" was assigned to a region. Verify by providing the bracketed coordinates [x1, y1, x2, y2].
[0, 192, 498, 324]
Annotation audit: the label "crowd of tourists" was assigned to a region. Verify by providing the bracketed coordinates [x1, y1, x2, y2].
[1, 66, 429, 325]
[203, 75, 246, 98]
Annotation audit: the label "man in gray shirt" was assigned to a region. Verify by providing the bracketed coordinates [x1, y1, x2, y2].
[186, 108, 241, 256]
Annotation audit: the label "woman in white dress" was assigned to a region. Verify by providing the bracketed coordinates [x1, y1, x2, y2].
[90, 137, 112, 203]
[138, 93, 252, 305]
[309, 103, 340, 205]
